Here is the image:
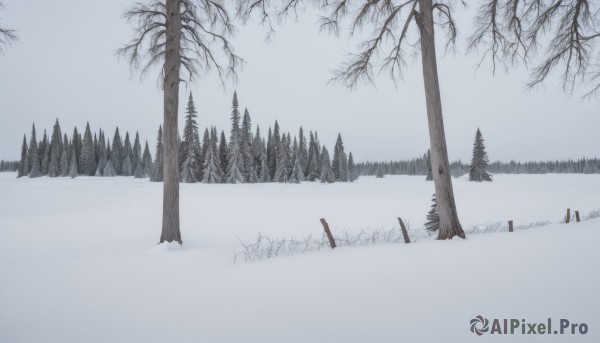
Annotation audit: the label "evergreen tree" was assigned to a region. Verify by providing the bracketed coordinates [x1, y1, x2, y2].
[79, 122, 97, 176]
[319, 146, 335, 183]
[93, 132, 99, 164]
[347, 152, 357, 182]
[241, 108, 254, 179]
[68, 151, 78, 178]
[289, 151, 305, 183]
[39, 130, 48, 170]
[266, 127, 274, 179]
[17, 135, 28, 178]
[298, 127, 308, 171]
[200, 128, 210, 174]
[273, 135, 290, 183]
[305, 131, 320, 181]
[469, 128, 492, 182]
[95, 131, 107, 176]
[219, 130, 228, 175]
[181, 93, 201, 183]
[103, 158, 117, 177]
[425, 194, 439, 232]
[60, 134, 69, 177]
[112, 128, 123, 175]
[226, 93, 245, 183]
[27, 123, 38, 176]
[41, 143, 50, 175]
[202, 135, 222, 184]
[142, 141, 153, 177]
[151, 125, 164, 182]
[122, 132, 133, 176]
[270, 121, 280, 179]
[258, 138, 271, 183]
[133, 131, 142, 173]
[252, 126, 263, 175]
[332, 133, 348, 181]
[426, 149, 433, 181]
[47, 119, 62, 177]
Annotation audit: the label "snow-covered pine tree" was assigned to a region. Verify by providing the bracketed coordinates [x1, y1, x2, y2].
[273, 135, 290, 183]
[142, 141, 153, 177]
[347, 152, 357, 182]
[60, 134, 69, 177]
[27, 123, 38, 176]
[258, 138, 271, 183]
[202, 135, 222, 184]
[332, 133, 348, 181]
[219, 130, 228, 175]
[319, 146, 335, 183]
[17, 135, 28, 178]
[298, 127, 308, 172]
[469, 128, 492, 182]
[41, 143, 50, 175]
[112, 128, 123, 175]
[151, 125, 164, 182]
[39, 130, 48, 172]
[426, 149, 433, 181]
[180, 93, 201, 183]
[251, 126, 262, 174]
[133, 131, 142, 173]
[226, 93, 245, 184]
[241, 108, 254, 180]
[289, 151, 305, 183]
[103, 158, 116, 177]
[68, 151, 78, 178]
[266, 127, 274, 179]
[200, 128, 210, 172]
[375, 167, 384, 178]
[93, 132, 99, 164]
[425, 193, 439, 232]
[47, 119, 63, 177]
[95, 131, 107, 176]
[122, 132, 133, 176]
[269, 121, 280, 180]
[79, 122, 97, 176]
[305, 131, 319, 181]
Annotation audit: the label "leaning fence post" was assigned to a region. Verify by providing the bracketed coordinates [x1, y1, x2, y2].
[397, 217, 411, 243]
[566, 208, 571, 224]
[508, 220, 514, 232]
[320, 218, 337, 249]
[575, 211, 580, 223]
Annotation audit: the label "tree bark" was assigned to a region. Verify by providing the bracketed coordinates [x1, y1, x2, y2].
[320, 218, 337, 249]
[397, 217, 411, 243]
[417, 0, 465, 240]
[160, 0, 182, 244]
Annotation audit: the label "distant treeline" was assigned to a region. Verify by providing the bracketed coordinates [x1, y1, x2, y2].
[357, 156, 600, 177]
[0, 160, 18, 172]
[13, 92, 358, 184]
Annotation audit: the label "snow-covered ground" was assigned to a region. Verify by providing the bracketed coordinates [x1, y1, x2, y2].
[0, 172, 598, 342]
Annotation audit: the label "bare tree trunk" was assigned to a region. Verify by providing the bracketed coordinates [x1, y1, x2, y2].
[417, 0, 465, 240]
[160, 0, 182, 244]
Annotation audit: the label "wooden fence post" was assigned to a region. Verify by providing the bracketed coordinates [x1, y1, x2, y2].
[397, 217, 411, 244]
[320, 218, 337, 249]
[575, 211, 580, 223]
[566, 208, 571, 224]
[508, 220, 513, 232]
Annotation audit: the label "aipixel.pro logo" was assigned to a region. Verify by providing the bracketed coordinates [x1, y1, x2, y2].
[469, 315, 589, 336]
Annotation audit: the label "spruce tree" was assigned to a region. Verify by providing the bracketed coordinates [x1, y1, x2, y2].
[151, 125, 164, 182]
[39, 130, 48, 170]
[319, 146, 335, 183]
[258, 138, 271, 183]
[266, 127, 274, 179]
[79, 122, 97, 176]
[103, 158, 117, 177]
[27, 123, 38, 176]
[60, 134, 69, 177]
[469, 128, 492, 182]
[332, 133, 348, 181]
[180, 93, 201, 183]
[68, 151, 78, 178]
[347, 152, 357, 182]
[17, 135, 28, 178]
[426, 149, 433, 181]
[305, 131, 319, 181]
[122, 132, 133, 176]
[273, 135, 290, 182]
[298, 127, 308, 172]
[425, 194, 439, 232]
[133, 131, 142, 173]
[142, 141, 153, 177]
[41, 143, 50, 175]
[241, 108, 254, 179]
[252, 126, 263, 175]
[219, 130, 228, 175]
[226, 93, 245, 183]
[202, 134, 222, 184]
[47, 119, 62, 177]
[289, 152, 305, 183]
[95, 131, 107, 176]
[111, 128, 123, 175]
[270, 121, 280, 179]
[200, 128, 210, 171]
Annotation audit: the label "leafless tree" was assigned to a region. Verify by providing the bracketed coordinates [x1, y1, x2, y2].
[238, 0, 467, 240]
[470, 0, 600, 97]
[119, 0, 243, 244]
[0, 1, 17, 54]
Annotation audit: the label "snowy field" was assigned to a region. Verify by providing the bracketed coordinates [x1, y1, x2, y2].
[0, 172, 599, 342]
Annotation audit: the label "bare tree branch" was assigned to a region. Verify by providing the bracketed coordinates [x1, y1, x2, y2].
[0, 0, 18, 54]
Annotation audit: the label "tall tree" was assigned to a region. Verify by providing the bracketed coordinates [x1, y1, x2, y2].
[119, 0, 242, 243]
[181, 92, 201, 182]
[258, 138, 270, 183]
[202, 130, 223, 184]
[332, 133, 348, 181]
[347, 152, 357, 182]
[469, 128, 492, 182]
[17, 135, 28, 178]
[95, 131, 108, 176]
[238, 0, 466, 239]
[47, 119, 63, 177]
[68, 151, 78, 178]
[0, 1, 17, 53]
[273, 135, 290, 182]
[133, 131, 142, 173]
[79, 122, 97, 176]
[142, 141, 153, 177]
[28, 124, 41, 178]
[219, 130, 228, 174]
[241, 107, 254, 180]
[298, 127, 308, 172]
[226, 93, 245, 183]
[112, 128, 123, 175]
[60, 134, 69, 177]
[319, 146, 335, 183]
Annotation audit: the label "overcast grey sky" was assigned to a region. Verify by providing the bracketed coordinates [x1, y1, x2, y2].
[0, 0, 598, 163]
